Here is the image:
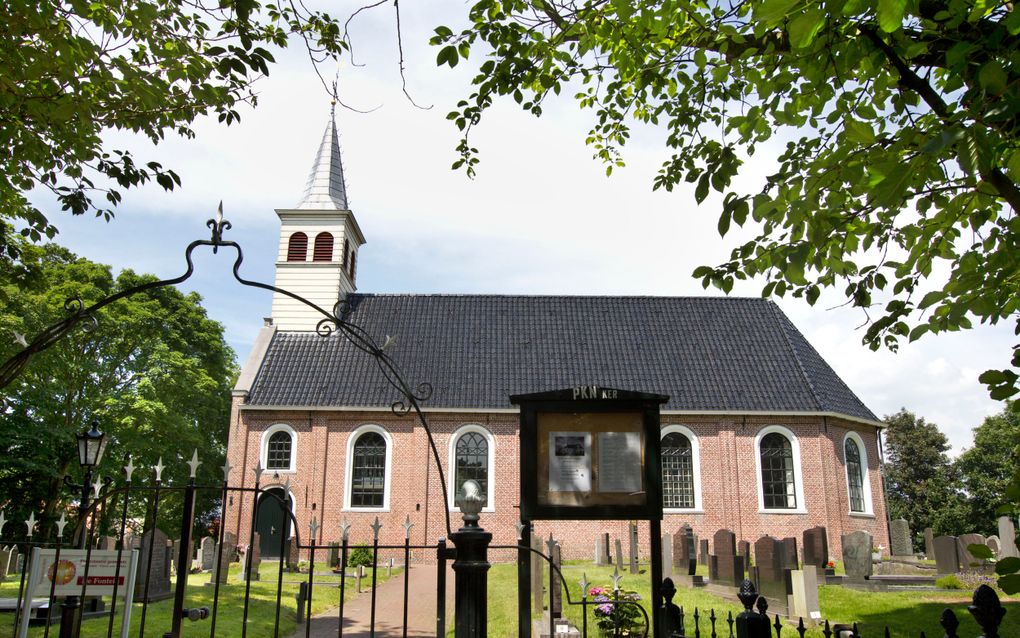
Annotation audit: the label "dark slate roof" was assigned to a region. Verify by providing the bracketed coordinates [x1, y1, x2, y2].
[245, 295, 879, 423]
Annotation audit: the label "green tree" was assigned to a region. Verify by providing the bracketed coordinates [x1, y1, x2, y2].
[0, 241, 237, 539]
[883, 409, 967, 537]
[1, 0, 346, 260]
[955, 403, 1020, 536]
[434, 0, 1020, 399]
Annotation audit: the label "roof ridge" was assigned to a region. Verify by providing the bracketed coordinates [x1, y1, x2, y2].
[767, 301, 825, 412]
[347, 293, 770, 301]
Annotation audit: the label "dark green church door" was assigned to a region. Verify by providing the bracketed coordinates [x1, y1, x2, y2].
[256, 488, 290, 558]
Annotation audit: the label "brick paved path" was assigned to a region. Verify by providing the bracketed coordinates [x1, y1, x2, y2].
[287, 563, 454, 638]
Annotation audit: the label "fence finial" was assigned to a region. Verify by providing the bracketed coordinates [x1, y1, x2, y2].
[339, 518, 351, 543]
[154, 457, 165, 482]
[188, 449, 201, 478]
[56, 513, 67, 538]
[940, 607, 960, 637]
[24, 512, 35, 538]
[124, 455, 136, 482]
[0, 510, 6, 535]
[459, 480, 484, 527]
[403, 515, 414, 540]
[221, 459, 233, 483]
[968, 584, 1004, 638]
[737, 579, 758, 611]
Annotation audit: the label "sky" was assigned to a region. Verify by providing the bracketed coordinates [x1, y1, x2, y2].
[35, 1, 1015, 454]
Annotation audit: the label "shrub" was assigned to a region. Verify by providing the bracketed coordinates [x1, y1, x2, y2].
[936, 574, 964, 590]
[589, 587, 643, 635]
[347, 545, 375, 569]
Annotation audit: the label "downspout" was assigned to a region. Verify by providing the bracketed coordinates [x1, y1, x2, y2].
[877, 428, 892, 551]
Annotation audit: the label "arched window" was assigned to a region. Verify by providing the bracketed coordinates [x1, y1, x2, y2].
[287, 232, 308, 261]
[843, 431, 873, 515]
[260, 424, 297, 473]
[759, 432, 797, 509]
[313, 232, 334, 261]
[661, 426, 701, 510]
[449, 425, 495, 510]
[347, 427, 390, 509]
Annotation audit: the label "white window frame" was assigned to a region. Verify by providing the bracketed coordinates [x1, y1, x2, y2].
[843, 431, 875, 516]
[260, 423, 297, 474]
[343, 424, 393, 512]
[447, 424, 496, 513]
[661, 424, 703, 513]
[753, 425, 807, 514]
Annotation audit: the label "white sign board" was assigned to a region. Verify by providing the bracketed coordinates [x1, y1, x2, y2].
[19, 548, 138, 638]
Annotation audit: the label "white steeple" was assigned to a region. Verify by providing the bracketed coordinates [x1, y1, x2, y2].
[270, 105, 366, 331]
[296, 105, 349, 210]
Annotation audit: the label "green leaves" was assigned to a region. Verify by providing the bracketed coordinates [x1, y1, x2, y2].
[877, 0, 907, 32]
[788, 9, 825, 48]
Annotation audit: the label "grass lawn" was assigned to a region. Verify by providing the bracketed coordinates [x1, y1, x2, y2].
[482, 561, 1020, 638]
[1, 561, 397, 638]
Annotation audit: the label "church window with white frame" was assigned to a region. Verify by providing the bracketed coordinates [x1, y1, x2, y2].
[345, 425, 392, 511]
[843, 431, 873, 515]
[448, 425, 495, 511]
[754, 425, 806, 512]
[661, 425, 701, 511]
[260, 424, 296, 473]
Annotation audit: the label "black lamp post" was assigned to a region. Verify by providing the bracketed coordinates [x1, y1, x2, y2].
[59, 421, 107, 638]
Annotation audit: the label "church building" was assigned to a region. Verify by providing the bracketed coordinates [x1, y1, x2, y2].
[224, 110, 890, 561]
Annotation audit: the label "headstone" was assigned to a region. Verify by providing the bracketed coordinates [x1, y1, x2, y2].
[662, 534, 673, 578]
[614, 538, 623, 571]
[210, 532, 237, 586]
[802, 526, 829, 576]
[0, 546, 11, 580]
[998, 516, 1019, 559]
[933, 536, 960, 575]
[286, 536, 300, 571]
[840, 530, 872, 581]
[243, 533, 261, 581]
[890, 519, 912, 556]
[550, 543, 563, 618]
[957, 533, 985, 570]
[923, 528, 935, 560]
[602, 533, 611, 565]
[710, 529, 744, 587]
[171, 539, 192, 576]
[134, 528, 173, 602]
[97, 536, 117, 551]
[781, 537, 799, 570]
[7, 547, 19, 576]
[199, 537, 215, 571]
[673, 526, 696, 575]
[530, 536, 543, 611]
[738, 541, 751, 576]
[752, 536, 787, 614]
[698, 538, 709, 566]
[986, 536, 1001, 558]
[595, 536, 606, 565]
[628, 523, 639, 574]
[328, 542, 340, 569]
[788, 569, 821, 622]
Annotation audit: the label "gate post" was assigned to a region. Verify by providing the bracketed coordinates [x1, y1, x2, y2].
[164, 453, 199, 638]
[450, 480, 492, 638]
[734, 579, 770, 638]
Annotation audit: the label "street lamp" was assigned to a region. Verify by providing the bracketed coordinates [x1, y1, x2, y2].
[60, 421, 107, 638]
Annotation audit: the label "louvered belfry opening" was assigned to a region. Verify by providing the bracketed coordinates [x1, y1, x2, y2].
[287, 232, 308, 261]
[313, 232, 334, 261]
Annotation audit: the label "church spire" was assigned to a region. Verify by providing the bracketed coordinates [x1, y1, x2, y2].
[296, 101, 349, 210]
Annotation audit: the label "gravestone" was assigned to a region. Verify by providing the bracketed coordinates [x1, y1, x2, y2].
[134, 529, 173, 602]
[0, 546, 11, 580]
[595, 536, 606, 565]
[662, 534, 673, 578]
[998, 517, 1019, 559]
[243, 533, 261, 581]
[172, 539, 192, 576]
[986, 536, 1001, 558]
[8, 547, 19, 576]
[840, 531, 872, 581]
[602, 533, 611, 565]
[781, 537, 799, 570]
[674, 525, 696, 575]
[738, 541, 751, 575]
[933, 536, 960, 575]
[802, 527, 828, 578]
[890, 519, 912, 556]
[923, 528, 935, 560]
[550, 543, 563, 618]
[328, 542, 340, 569]
[752, 536, 788, 615]
[97, 536, 117, 551]
[957, 533, 985, 570]
[210, 532, 237, 586]
[286, 536, 300, 571]
[698, 538, 709, 566]
[789, 569, 821, 622]
[614, 538, 623, 571]
[628, 523, 639, 574]
[199, 537, 215, 571]
[530, 536, 543, 612]
[710, 529, 744, 587]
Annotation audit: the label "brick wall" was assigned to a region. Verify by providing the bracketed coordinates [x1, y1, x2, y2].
[224, 401, 888, 565]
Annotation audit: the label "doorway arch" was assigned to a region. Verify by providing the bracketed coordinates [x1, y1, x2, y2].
[255, 487, 292, 558]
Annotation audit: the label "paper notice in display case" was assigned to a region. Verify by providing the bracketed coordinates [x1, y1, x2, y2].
[597, 431, 642, 493]
[548, 432, 592, 492]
